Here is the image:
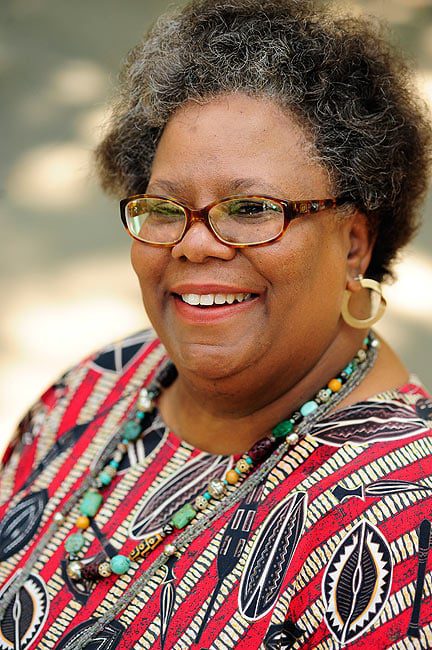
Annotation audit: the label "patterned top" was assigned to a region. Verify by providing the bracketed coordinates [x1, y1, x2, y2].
[0, 330, 432, 650]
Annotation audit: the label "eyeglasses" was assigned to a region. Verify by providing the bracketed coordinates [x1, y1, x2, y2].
[120, 193, 345, 247]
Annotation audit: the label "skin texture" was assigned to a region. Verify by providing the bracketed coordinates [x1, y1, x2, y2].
[131, 93, 408, 454]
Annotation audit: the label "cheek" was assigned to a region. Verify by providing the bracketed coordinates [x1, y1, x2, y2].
[130, 242, 165, 297]
[262, 226, 347, 311]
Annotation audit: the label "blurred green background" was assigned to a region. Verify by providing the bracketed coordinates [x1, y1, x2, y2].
[1, 0, 431, 448]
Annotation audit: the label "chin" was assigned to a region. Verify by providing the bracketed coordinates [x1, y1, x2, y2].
[166, 338, 256, 382]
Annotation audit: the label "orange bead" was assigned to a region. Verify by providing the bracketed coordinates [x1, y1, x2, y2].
[226, 469, 240, 485]
[76, 516, 90, 529]
[328, 378, 342, 392]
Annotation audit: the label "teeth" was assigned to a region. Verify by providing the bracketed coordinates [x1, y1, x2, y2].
[180, 292, 253, 306]
[183, 293, 200, 305]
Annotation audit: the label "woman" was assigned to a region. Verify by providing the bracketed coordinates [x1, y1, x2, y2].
[0, 0, 431, 648]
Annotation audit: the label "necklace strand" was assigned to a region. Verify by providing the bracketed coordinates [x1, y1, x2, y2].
[0, 335, 378, 645]
[63, 338, 378, 650]
[63, 337, 375, 582]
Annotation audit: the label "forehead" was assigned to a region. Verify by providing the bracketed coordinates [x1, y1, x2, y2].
[149, 93, 332, 200]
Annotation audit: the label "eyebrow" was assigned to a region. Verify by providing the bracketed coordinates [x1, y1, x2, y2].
[146, 177, 286, 198]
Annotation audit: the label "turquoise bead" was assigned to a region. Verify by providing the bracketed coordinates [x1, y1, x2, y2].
[170, 503, 197, 529]
[343, 363, 354, 375]
[245, 456, 253, 465]
[300, 401, 319, 417]
[80, 490, 103, 517]
[136, 411, 145, 419]
[203, 491, 212, 500]
[123, 421, 141, 441]
[110, 460, 120, 469]
[99, 471, 112, 486]
[65, 532, 85, 554]
[110, 554, 131, 575]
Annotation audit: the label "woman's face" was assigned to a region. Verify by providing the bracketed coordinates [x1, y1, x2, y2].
[131, 94, 360, 386]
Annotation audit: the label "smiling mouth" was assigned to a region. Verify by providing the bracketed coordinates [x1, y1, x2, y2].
[173, 292, 258, 308]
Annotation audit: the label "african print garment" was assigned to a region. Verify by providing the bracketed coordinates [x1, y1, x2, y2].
[1, 329, 432, 649]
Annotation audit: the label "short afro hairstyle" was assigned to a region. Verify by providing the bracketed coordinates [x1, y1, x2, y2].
[95, 0, 431, 281]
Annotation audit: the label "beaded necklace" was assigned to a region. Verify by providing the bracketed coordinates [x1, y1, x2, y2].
[57, 334, 378, 583]
[0, 333, 379, 649]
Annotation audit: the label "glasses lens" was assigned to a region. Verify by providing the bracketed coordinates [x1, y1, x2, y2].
[209, 198, 284, 245]
[125, 198, 186, 244]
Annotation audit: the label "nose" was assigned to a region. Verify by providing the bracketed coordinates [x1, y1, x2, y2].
[171, 220, 236, 263]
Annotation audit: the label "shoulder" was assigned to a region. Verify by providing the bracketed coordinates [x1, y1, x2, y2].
[0, 328, 165, 502]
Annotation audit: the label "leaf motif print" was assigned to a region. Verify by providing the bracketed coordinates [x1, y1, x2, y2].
[322, 520, 393, 645]
[0, 571, 50, 650]
[0, 489, 48, 561]
[129, 453, 232, 539]
[311, 401, 427, 446]
[238, 491, 308, 621]
[195, 484, 264, 643]
[365, 479, 432, 498]
[407, 519, 431, 638]
[56, 618, 125, 650]
[22, 423, 89, 490]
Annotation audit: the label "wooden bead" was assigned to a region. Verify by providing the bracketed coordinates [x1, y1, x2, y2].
[328, 378, 342, 392]
[226, 469, 240, 485]
[76, 516, 90, 530]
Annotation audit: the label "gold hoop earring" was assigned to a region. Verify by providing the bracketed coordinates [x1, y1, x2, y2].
[341, 275, 387, 329]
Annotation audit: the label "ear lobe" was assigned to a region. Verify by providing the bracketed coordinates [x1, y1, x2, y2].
[346, 212, 375, 281]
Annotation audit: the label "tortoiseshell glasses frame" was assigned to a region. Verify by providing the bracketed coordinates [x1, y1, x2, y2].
[120, 193, 346, 248]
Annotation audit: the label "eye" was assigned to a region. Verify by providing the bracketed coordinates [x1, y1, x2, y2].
[225, 199, 281, 218]
[228, 200, 266, 216]
[147, 201, 184, 218]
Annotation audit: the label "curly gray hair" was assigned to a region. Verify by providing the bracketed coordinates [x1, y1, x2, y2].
[95, 0, 431, 281]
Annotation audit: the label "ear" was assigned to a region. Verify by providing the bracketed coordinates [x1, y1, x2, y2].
[345, 211, 375, 292]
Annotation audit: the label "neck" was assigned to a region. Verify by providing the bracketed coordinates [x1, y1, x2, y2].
[157, 328, 371, 455]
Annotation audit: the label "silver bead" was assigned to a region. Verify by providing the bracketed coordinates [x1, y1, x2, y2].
[194, 495, 208, 511]
[287, 433, 299, 445]
[317, 388, 332, 403]
[356, 349, 367, 362]
[164, 543, 177, 556]
[66, 560, 82, 580]
[208, 479, 226, 499]
[53, 512, 65, 524]
[137, 389, 154, 412]
[98, 561, 112, 577]
[371, 338, 380, 348]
